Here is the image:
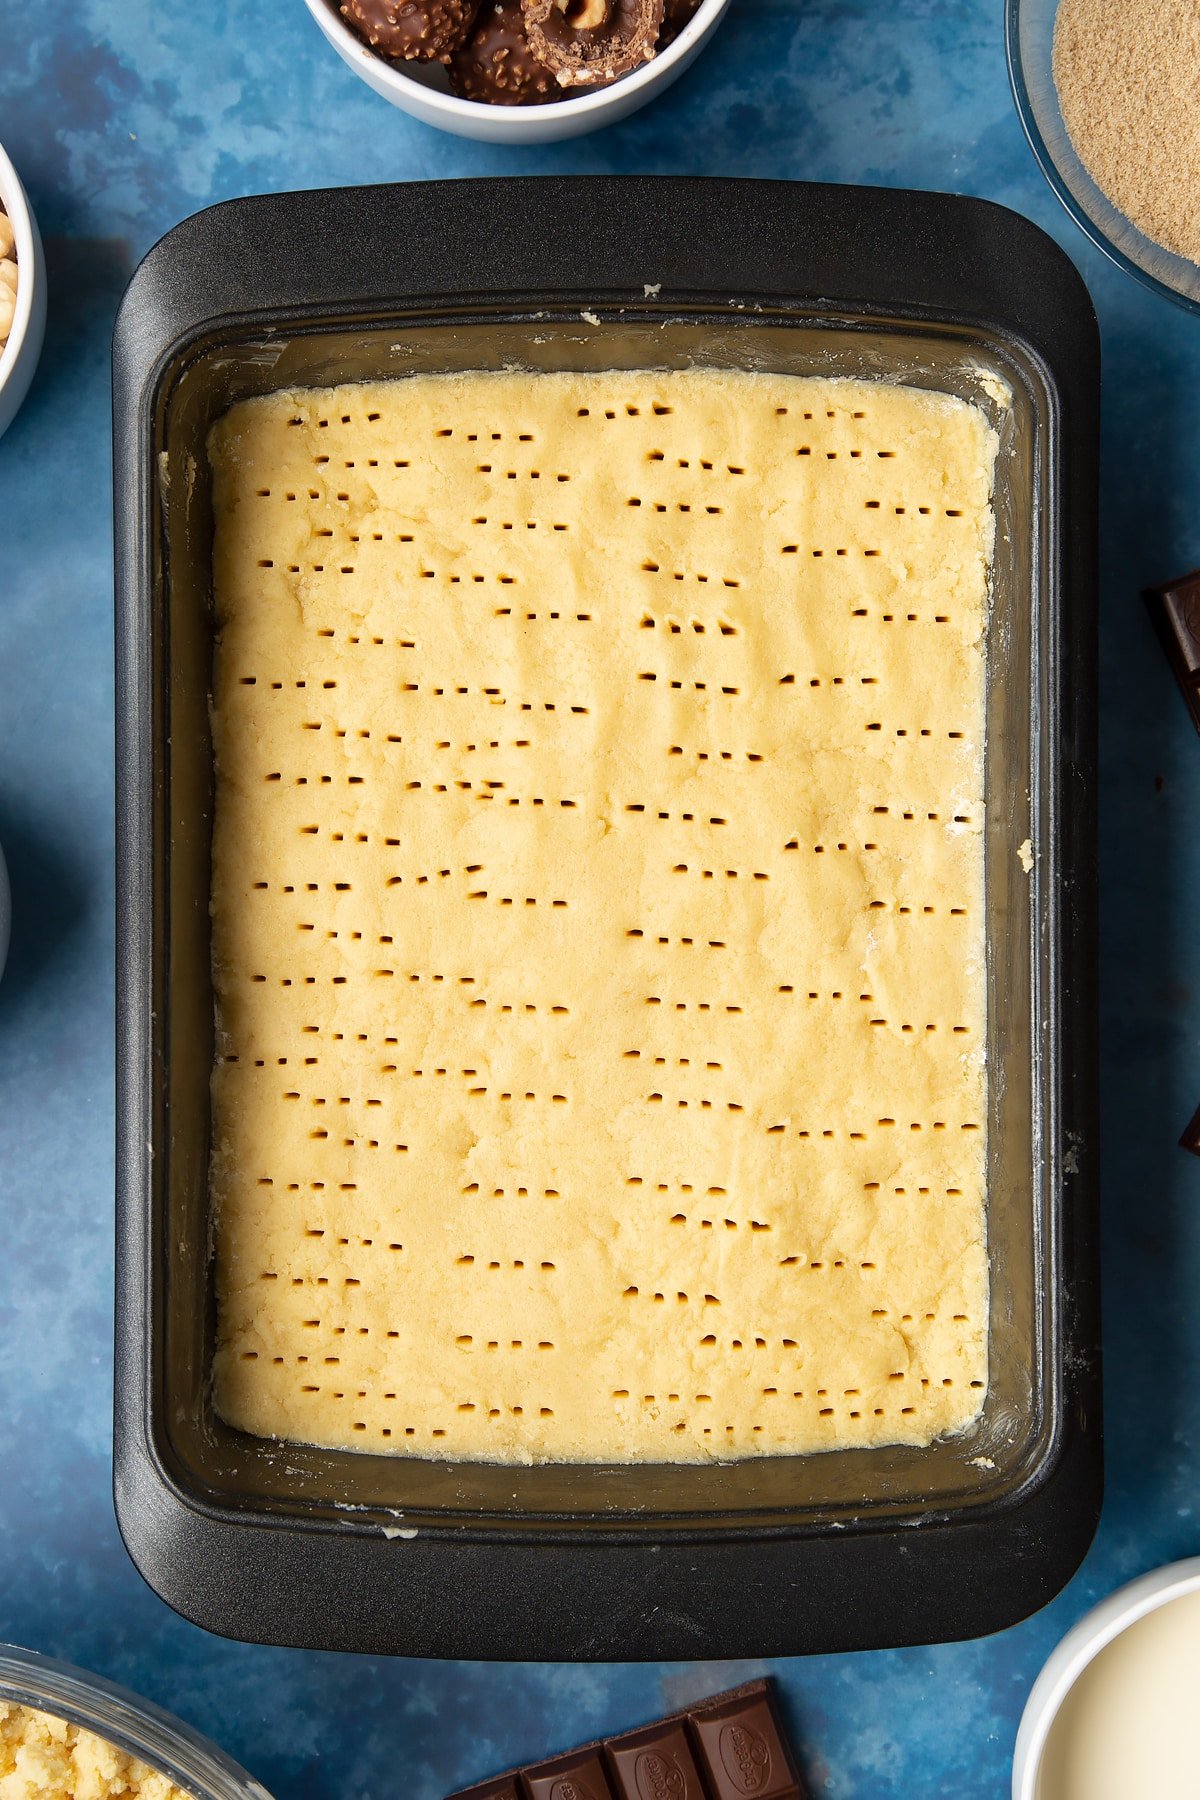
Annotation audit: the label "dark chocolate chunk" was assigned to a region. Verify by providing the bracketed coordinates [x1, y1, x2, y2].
[339, 0, 482, 61]
[521, 1748, 616, 1800]
[448, 1781, 522, 1800]
[1144, 569, 1200, 736]
[449, 0, 561, 102]
[605, 1720, 708, 1800]
[687, 1690, 803, 1800]
[522, 0, 665, 88]
[1182, 1100, 1200, 1159]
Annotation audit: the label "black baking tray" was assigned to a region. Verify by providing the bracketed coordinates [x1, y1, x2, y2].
[113, 176, 1101, 1659]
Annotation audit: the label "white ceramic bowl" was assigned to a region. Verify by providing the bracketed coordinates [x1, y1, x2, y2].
[1013, 1557, 1200, 1799]
[0, 140, 46, 441]
[303, 0, 731, 142]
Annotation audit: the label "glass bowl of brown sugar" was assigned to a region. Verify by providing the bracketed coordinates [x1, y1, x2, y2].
[1006, 0, 1200, 314]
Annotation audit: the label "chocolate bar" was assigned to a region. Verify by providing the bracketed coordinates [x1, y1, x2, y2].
[445, 1679, 807, 1800]
[1144, 569, 1200, 736]
[1181, 1100, 1200, 1160]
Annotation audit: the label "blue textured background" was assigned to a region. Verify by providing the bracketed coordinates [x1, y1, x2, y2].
[1, 3, 1199, 1795]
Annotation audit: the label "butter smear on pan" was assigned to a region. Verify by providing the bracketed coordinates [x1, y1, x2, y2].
[206, 367, 996, 1464]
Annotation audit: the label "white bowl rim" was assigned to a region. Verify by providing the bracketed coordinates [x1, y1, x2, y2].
[303, 0, 730, 123]
[0, 139, 38, 395]
[1013, 1556, 1200, 1799]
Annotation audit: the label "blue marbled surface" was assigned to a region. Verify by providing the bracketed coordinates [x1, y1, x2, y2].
[1, 2, 1199, 1796]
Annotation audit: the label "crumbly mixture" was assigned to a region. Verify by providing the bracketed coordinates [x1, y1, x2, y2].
[0, 206, 17, 350]
[0, 1703, 190, 1800]
[208, 368, 995, 1465]
[1054, 0, 1200, 265]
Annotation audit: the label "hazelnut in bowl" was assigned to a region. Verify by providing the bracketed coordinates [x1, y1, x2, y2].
[302, 0, 731, 142]
[0, 140, 46, 443]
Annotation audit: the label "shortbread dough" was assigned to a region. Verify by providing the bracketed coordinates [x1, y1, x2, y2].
[208, 369, 995, 1464]
[0, 1704, 191, 1800]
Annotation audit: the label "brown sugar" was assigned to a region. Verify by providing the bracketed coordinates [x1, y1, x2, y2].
[1053, 0, 1200, 266]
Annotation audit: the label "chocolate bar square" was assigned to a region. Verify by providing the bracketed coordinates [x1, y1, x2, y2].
[605, 1719, 708, 1800]
[686, 1692, 803, 1800]
[521, 1748, 617, 1800]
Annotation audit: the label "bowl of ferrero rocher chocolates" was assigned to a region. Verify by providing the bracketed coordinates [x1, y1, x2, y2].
[303, 0, 731, 140]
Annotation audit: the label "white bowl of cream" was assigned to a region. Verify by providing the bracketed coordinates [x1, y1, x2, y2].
[1013, 1558, 1200, 1800]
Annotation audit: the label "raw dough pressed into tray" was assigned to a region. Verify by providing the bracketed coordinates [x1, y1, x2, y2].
[208, 368, 995, 1464]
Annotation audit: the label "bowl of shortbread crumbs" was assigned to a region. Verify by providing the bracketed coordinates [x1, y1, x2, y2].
[1006, 0, 1200, 312]
[0, 140, 46, 442]
[0, 1646, 272, 1800]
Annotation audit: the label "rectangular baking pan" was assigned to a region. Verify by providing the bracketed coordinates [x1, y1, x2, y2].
[113, 176, 1101, 1659]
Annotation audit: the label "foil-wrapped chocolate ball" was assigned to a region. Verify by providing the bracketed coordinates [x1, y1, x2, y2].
[339, 0, 482, 62]
[450, 0, 560, 101]
[521, 0, 665, 87]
